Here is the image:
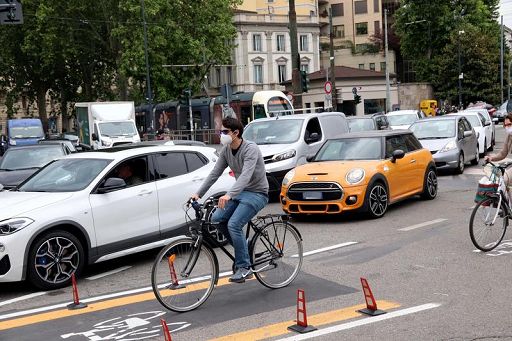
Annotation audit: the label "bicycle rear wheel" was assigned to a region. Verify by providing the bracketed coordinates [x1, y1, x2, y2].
[469, 197, 508, 252]
[151, 238, 218, 312]
[250, 221, 303, 289]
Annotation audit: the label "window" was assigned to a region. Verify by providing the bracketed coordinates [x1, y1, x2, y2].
[385, 136, 408, 158]
[369, 63, 375, 71]
[254, 64, 263, 84]
[304, 118, 322, 144]
[380, 62, 386, 72]
[359, 63, 365, 69]
[227, 66, 233, 84]
[356, 22, 368, 35]
[332, 3, 344, 16]
[278, 64, 287, 83]
[300, 63, 309, 74]
[333, 25, 345, 38]
[354, 0, 368, 14]
[299, 35, 309, 51]
[215, 67, 221, 86]
[374, 0, 380, 12]
[457, 120, 465, 139]
[277, 34, 285, 51]
[185, 152, 207, 172]
[364, 99, 386, 114]
[374, 20, 380, 35]
[155, 152, 187, 179]
[404, 134, 422, 151]
[253, 34, 262, 51]
[109, 156, 151, 187]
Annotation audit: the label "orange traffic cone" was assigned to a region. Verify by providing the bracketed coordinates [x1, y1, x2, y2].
[287, 289, 317, 333]
[357, 277, 387, 316]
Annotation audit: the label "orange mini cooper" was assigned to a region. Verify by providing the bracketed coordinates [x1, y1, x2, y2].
[280, 130, 437, 218]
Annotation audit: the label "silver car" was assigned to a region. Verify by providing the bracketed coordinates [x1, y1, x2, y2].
[409, 116, 479, 174]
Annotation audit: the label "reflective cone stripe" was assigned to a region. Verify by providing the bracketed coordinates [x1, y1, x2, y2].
[361, 278, 377, 311]
[297, 289, 308, 327]
[71, 273, 79, 305]
[161, 318, 172, 341]
[167, 254, 179, 286]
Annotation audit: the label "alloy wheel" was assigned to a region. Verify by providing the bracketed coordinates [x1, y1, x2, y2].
[34, 236, 80, 284]
[369, 184, 388, 217]
[427, 170, 437, 197]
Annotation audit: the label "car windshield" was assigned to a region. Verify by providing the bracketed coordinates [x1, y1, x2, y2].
[10, 125, 44, 139]
[0, 146, 66, 170]
[315, 137, 382, 161]
[410, 120, 456, 139]
[99, 122, 138, 137]
[243, 119, 303, 144]
[465, 115, 482, 127]
[348, 118, 376, 132]
[18, 158, 111, 192]
[387, 114, 418, 126]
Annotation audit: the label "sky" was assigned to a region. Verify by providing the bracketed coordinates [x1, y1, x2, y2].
[500, 0, 512, 28]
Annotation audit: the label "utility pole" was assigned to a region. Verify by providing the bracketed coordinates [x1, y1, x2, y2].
[500, 15, 504, 105]
[141, 0, 153, 128]
[509, 60, 512, 101]
[458, 30, 464, 109]
[329, 7, 337, 112]
[384, 9, 391, 113]
[289, 0, 302, 109]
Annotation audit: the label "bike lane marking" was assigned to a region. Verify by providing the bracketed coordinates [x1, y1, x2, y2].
[209, 300, 400, 341]
[291, 242, 359, 258]
[397, 219, 448, 232]
[0, 275, 234, 332]
[274, 303, 441, 341]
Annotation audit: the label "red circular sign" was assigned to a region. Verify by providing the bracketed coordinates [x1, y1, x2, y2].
[324, 81, 332, 94]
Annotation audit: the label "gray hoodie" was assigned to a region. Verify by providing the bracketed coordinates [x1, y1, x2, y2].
[197, 140, 269, 199]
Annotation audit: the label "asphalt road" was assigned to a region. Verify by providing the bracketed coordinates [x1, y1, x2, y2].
[1, 125, 512, 340]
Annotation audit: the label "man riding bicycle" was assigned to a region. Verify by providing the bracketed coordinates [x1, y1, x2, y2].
[484, 112, 512, 185]
[191, 117, 269, 283]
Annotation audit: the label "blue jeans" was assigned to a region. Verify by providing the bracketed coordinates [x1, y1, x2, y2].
[211, 191, 268, 269]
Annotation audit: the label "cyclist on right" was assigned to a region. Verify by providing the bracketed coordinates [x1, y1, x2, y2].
[484, 112, 512, 184]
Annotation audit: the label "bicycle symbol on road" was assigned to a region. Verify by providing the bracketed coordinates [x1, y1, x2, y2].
[474, 239, 512, 257]
[60, 311, 190, 340]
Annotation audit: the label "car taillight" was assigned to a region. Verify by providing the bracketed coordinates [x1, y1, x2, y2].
[229, 170, 235, 177]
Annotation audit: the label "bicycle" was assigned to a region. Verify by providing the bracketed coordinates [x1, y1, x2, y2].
[151, 197, 304, 312]
[469, 161, 512, 251]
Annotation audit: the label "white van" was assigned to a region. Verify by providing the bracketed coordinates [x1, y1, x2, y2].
[242, 112, 349, 195]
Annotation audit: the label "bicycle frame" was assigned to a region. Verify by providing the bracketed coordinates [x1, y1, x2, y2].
[485, 163, 512, 225]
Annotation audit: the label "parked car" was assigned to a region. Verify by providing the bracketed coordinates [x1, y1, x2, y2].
[0, 144, 72, 190]
[280, 130, 437, 219]
[386, 110, 426, 129]
[409, 116, 479, 174]
[38, 138, 77, 153]
[450, 112, 491, 155]
[243, 112, 350, 196]
[0, 144, 235, 289]
[347, 114, 390, 132]
[465, 107, 495, 150]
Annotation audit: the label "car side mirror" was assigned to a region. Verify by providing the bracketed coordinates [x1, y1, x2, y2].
[97, 177, 126, 194]
[493, 117, 499, 123]
[0, 135, 5, 143]
[306, 154, 316, 162]
[484, 121, 491, 126]
[463, 131, 473, 138]
[391, 149, 405, 163]
[306, 132, 320, 143]
[92, 133, 98, 141]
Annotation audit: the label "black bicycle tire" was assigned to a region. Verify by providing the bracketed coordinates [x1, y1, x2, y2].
[151, 237, 218, 312]
[469, 197, 508, 252]
[249, 221, 303, 289]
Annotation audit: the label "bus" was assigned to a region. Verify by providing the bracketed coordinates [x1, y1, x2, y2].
[252, 90, 294, 119]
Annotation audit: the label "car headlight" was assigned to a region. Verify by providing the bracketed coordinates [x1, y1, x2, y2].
[282, 169, 295, 186]
[272, 150, 296, 162]
[439, 140, 457, 153]
[100, 138, 111, 147]
[0, 218, 34, 235]
[346, 168, 365, 185]
[8, 138, 16, 146]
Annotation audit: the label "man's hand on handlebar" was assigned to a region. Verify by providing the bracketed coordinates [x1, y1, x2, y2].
[218, 194, 231, 209]
[484, 156, 491, 164]
[190, 194, 200, 203]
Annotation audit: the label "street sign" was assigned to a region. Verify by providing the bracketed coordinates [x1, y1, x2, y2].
[0, 0, 23, 25]
[324, 81, 332, 94]
[352, 87, 358, 95]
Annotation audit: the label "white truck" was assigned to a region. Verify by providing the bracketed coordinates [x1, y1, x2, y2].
[75, 101, 141, 149]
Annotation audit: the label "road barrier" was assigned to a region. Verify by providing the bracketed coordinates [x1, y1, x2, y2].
[287, 289, 317, 333]
[66, 273, 88, 310]
[357, 277, 387, 316]
[167, 255, 184, 289]
[161, 318, 172, 341]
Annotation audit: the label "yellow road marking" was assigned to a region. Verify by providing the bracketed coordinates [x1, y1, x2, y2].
[0, 277, 231, 331]
[210, 300, 400, 341]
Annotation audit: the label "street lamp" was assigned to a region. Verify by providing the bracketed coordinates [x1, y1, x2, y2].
[509, 60, 512, 101]
[141, 0, 153, 123]
[458, 30, 464, 109]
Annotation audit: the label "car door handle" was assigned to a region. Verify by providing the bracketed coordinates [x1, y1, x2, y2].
[410, 159, 416, 163]
[137, 190, 153, 196]
[192, 177, 205, 182]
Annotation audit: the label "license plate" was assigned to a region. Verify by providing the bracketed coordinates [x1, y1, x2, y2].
[303, 191, 323, 200]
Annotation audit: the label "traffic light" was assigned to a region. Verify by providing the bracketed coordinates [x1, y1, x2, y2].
[354, 94, 361, 104]
[300, 70, 309, 93]
[179, 89, 192, 105]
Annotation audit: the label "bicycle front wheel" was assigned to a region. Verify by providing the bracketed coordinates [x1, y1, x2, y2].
[469, 197, 508, 252]
[250, 221, 303, 289]
[151, 238, 218, 312]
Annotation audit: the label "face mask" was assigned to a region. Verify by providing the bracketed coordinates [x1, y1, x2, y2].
[220, 133, 233, 146]
[506, 127, 512, 135]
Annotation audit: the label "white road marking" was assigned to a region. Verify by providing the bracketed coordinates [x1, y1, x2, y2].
[86, 266, 132, 280]
[275, 303, 441, 341]
[0, 271, 233, 321]
[398, 219, 448, 231]
[0, 292, 47, 308]
[464, 168, 485, 175]
[291, 242, 358, 258]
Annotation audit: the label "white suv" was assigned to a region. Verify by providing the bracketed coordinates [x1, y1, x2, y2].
[0, 144, 235, 289]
